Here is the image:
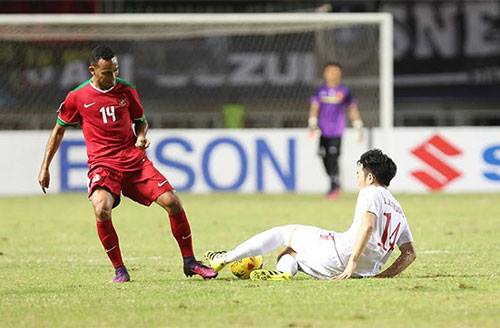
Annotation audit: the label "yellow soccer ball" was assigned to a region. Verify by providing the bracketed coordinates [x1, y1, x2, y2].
[230, 256, 264, 279]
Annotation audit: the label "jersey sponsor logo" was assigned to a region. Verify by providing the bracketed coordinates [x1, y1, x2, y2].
[410, 134, 462, 190]
[320, 91, 344, 104]
[320, 96, 343, 104]
[84, 102, 96, 108]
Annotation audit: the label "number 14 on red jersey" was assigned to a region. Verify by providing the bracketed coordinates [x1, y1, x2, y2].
[99, 106, 116, 124]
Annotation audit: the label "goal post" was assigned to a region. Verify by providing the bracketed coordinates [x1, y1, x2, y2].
[0, 13, 393, 136]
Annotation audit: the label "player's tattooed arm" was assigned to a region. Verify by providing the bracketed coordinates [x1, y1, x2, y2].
[375, 242, 416, 278]
[38, 124, 66, 193]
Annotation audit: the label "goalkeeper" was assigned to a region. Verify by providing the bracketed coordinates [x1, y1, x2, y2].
[308, 62, 364, 200]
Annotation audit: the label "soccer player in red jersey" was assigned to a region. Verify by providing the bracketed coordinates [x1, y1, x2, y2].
[38, 45, 217, 282]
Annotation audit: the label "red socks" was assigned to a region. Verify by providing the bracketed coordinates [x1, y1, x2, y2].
[96, 220, 123, 269]
[96, 211, 193, 268]
[168, 210, 194, 258]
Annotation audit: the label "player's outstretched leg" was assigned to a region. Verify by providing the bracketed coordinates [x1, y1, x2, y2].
[205, 225, 297, 274]
[223, 226, 294, 262]
[205, 250, 228, 272]
[155, 191, 217, 279]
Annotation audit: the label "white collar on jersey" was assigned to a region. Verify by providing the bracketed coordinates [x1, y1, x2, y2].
[89, 80, 116, 93]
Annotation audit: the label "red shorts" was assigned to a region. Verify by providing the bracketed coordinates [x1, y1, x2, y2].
[88, 159, 173, 208]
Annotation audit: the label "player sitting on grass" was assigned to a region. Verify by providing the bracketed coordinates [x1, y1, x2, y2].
[206, 149, 416, 280]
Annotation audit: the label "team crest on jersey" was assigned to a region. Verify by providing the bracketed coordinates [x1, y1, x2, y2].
[118, 97, 127, 107]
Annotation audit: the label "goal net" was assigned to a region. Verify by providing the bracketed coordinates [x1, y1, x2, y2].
[0, 13, 392, 131]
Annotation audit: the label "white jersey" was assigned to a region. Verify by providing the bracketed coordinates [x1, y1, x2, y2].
[334, 185, 413, 277]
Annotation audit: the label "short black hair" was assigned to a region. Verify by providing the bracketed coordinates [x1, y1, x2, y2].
[89, 45, 115, 65]
[323, 61, 342, 71]
[357, 149, 397, 187]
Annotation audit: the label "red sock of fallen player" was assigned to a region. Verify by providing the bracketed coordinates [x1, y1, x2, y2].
[168, 210, 194, 258]
[96, 220, 123, 269]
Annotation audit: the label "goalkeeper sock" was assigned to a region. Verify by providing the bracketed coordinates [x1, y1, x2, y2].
[96, 220, 123, 269]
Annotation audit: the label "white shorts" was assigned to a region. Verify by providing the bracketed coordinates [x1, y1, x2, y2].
[286, 225, 344, 279]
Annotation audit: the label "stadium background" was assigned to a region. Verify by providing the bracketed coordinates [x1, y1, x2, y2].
[0, 0, 499, 195]
[2, 0, 500, 129]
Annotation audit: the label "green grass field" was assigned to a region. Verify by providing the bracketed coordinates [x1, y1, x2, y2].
[1, 192, 499, 327]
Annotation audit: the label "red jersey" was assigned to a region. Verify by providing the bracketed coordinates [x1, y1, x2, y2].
[57, 78, 147, 172]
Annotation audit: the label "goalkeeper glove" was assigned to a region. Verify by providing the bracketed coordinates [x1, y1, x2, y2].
[308, 116, 318, 130]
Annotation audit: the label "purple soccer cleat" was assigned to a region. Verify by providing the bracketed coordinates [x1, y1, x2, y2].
[113, 265, 130, 283]
[184, 261, 218, 280]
